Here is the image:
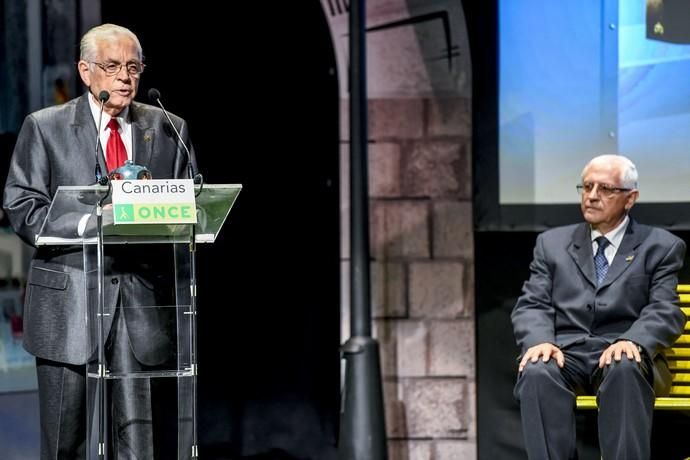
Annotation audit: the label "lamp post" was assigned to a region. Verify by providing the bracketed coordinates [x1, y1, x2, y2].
[338, 0, 388, 458]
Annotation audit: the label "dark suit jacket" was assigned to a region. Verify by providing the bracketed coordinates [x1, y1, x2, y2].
[3, 92, 197, 366]
[512, 219, 686, 389]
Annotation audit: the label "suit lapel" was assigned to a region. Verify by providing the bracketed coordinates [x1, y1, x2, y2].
[568, 223, 597, 287]
[598, 219, 648, 289]
[71, 93, 106, 177]
[130, 102, 155, 169]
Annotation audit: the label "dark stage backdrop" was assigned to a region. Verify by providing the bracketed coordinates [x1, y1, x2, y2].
[103, 2, 341, 459]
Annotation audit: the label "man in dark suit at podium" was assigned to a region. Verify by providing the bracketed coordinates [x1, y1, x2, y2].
[3, 23, 197, 459]
[512, 154, 686, 459]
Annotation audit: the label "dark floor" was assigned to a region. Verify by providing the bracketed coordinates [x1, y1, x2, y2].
[0, 390, 40, 460]
[0, 388, 324, 460]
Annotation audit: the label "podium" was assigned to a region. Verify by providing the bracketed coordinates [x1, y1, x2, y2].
[35, 183, 241, 459]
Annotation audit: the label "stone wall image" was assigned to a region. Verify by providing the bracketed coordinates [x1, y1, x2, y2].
[323, 1, 476, 457]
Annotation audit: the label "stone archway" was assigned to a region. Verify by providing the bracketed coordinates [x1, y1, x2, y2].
[320, 0, 476, 457]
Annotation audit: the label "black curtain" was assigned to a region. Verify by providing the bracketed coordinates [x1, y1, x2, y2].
[101, 2, 341, 458]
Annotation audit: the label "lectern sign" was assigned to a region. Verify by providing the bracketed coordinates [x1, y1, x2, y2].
[111, 179, 197, 224]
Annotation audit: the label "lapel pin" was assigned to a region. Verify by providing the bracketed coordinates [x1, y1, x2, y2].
[144, 134, 151, 142]
[625, 255, 634, 262]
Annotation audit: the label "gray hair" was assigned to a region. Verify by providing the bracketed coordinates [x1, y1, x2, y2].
[581, 154, 638, 189]
[80, 23, 142, 62]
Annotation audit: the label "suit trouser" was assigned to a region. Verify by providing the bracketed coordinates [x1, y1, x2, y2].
[514, 337, 655, 460]
[36, 308, 154, 460]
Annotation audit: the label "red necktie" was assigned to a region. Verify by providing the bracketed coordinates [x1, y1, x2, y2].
[106, 118, 127, 172]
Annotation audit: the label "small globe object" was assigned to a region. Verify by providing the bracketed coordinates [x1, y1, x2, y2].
[109, 160, 153, 180]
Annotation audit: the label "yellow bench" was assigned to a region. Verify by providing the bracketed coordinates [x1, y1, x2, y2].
[576, 284, 690, 410]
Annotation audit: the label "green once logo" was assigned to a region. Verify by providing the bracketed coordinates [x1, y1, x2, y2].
[114, 204, 135, 222]
[134, 203, 195, 222]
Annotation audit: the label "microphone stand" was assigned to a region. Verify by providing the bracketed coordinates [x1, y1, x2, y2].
[93, 177, 112, 458]
[94, 91, 110, 185]
[93, 89, 112, 458]
[188, 165, 199, 459]
[95, 187, 106, 458]
[148, 89, 201, 456]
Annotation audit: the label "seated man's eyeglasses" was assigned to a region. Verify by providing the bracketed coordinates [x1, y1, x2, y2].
[91, 61, 145, 76]
[576, 182, 632, 198]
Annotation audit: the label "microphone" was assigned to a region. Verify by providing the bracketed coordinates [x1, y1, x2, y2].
[94, 90, 110, 185]
[147, 88, 198, 182]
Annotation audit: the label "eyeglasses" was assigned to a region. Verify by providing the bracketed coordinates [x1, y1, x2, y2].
[91, 61, 145, 76]
[576, 182, 632, 198]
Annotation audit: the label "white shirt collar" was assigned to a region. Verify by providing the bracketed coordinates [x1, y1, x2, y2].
[591, 215, 629, 250]
[86, 91, 130, 130]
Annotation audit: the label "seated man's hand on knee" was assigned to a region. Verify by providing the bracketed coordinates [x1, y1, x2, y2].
[598, 340, 641, 368]
[519, 343, 564, 372]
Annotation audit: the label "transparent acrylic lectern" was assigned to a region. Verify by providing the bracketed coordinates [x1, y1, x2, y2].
[35, 183, 241, 459]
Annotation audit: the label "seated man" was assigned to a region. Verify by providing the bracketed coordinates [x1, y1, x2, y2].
[512, 154, 686, 460]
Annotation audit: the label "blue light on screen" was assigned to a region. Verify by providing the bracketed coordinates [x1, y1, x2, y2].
[499, 0, 690, 204]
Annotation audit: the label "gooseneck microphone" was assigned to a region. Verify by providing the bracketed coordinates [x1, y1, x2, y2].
[147, 88, 198, 182]
[94, 90, 110, 185]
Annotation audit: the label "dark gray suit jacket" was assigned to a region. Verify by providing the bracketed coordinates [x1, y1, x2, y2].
[512, 220, 686, 367]
[3, 92, 197, 366]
